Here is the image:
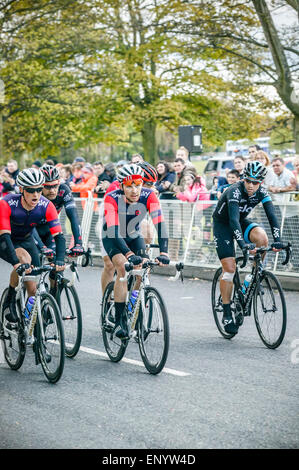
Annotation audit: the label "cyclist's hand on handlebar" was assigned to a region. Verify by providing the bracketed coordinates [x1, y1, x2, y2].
[156, 253, 170, 266]
[41, 246, 54, 258]
[271, 241, 284, 252]
[51, 260, 65, 272]
[69, 244, 84, 257]
[127, 254, 143, 266]
[15, 263, 32, 275]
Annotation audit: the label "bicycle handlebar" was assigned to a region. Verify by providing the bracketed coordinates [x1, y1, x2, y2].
[240, 243, 292, 268]
[65, 247, 92, 267]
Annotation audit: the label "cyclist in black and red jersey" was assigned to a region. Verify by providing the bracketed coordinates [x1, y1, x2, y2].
[0, 168, 66, 323]
[99, 161, 159, 296]
[33, 164, 83, 258]
[213, 161, 284, 334]
[102, 163, 169, 339]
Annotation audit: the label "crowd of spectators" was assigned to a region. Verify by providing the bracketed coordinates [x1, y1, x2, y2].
[1, 148, 298, 205]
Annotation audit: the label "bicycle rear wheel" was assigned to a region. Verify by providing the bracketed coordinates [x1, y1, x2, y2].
[57, 280, 82, 358]
[253, 271, 287, 349]
[211, 267, 236, 339]
[36, 293, 65, 383]
[138, 286, 169, 375]
[0, 288, 26, 370]
[101, 281, 127, 362]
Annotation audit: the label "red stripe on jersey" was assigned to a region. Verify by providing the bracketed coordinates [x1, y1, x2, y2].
[45, 201, 62, 235]
[104, 194, 119, 227]
[146, 191, 164, 225]
[0, 199, 12, 232]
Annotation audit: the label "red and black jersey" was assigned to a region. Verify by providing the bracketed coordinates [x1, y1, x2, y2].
[102, 187, 168, 254]
[0, 193, 62, 241]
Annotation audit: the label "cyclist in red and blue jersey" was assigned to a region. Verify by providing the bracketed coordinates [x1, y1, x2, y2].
[102, 163, 169, 339]
[0, 168, 66, 323]
[213, 161, 284, 334]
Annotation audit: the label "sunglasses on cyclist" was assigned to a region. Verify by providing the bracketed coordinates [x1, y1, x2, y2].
[244, 178, 261, 186]
[122, 178, 143, 187]
[43, 184, 59, 190]
[24, 187, 43, 193]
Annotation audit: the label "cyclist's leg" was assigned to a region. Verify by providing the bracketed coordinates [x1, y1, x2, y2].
[110, 252, 128, 337]
[213, 220, 238, 334]
[242, 219, 268, 263]
[101, 255, 115, 296]
[4, 246, 32, 322]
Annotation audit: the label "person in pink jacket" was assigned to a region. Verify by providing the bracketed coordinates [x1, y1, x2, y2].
[175, 174, 210, 204]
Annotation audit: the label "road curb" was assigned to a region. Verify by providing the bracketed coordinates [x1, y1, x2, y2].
[90, 256, 299, 292]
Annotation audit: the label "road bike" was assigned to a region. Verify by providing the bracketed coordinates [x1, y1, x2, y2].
[101, 254, 184, 374]
[41, 248, 92, 358]
[0, 264, 65, 383]
[211, 243, 291, 349]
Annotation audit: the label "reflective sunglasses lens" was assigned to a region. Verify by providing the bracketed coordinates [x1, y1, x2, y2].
[245, 178, 259, 185]
[44, 184, 59, 189]
[25, 187, 43, 193]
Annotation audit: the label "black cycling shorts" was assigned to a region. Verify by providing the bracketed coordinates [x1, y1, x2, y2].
[213, 218, 259, 260]
[102, 235, 148, 261]
[0, 235, 41, 267]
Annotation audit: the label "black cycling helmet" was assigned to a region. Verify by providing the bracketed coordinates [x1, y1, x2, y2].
[41, 164, 60, 182]
[138, 161, 158, 184]
[243, 161, 267, 182]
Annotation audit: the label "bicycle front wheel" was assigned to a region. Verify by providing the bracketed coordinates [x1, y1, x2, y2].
[253, 271, 287, 349]
[138, 286, 169, 375]
[57, 280, 82, 358]
[211, 267, 236, 339]
[36, 293, 65, 383]
[0, 288, 26, 370]
[101, 282, 127, 362]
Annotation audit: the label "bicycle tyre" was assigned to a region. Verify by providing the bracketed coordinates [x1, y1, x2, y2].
[57, 280, 82, 358]
[101, 281, 127, 362]
[0, 288, 26, 370]
[253, 270, 287, 349]
[211, 267, 236, 339]
[36, 293, 65, 383]
[138, 286, 169, 375]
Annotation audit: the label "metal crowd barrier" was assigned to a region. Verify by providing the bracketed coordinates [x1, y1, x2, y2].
[59, 191, 299, 278]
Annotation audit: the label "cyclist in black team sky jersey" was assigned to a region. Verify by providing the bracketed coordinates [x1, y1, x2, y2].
[213, 161, 284, 335]
[0, 168, 66, 323]
[102, 163, 170, 339]
[33, 164, 83, 257]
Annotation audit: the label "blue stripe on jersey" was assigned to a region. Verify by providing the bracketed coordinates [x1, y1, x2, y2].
[261, 196, 271, 204]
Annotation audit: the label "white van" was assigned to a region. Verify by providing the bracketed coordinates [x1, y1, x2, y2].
[203, 156, 235, 189]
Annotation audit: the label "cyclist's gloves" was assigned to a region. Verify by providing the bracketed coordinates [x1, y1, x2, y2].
[127, 254, 143, 266]
[70, 244, 84, 257]
[41, 246, 54, 258]
[156, 254, 170, 265]
[271, 242, 284, 250]
[244, 243, 255, 252]
[16, 263, 30, 275]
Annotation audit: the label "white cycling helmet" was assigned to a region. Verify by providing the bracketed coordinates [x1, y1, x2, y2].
[117, 163, 144, 183]
[16, 168, 45, 187]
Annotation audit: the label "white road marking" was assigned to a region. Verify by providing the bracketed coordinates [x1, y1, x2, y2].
[0, 345, 4, 363]
[181, 296, 194, 299]
[76, 344, 191, 377]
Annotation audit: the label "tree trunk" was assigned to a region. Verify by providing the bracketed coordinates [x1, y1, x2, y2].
[294, 114, 299, 153]
[141, 120, 157, 165]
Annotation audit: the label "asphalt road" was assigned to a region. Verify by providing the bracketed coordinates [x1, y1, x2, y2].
[1, 259, 299, 450]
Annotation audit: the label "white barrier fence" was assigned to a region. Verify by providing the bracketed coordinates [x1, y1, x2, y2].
[60, 192, 299, 278]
